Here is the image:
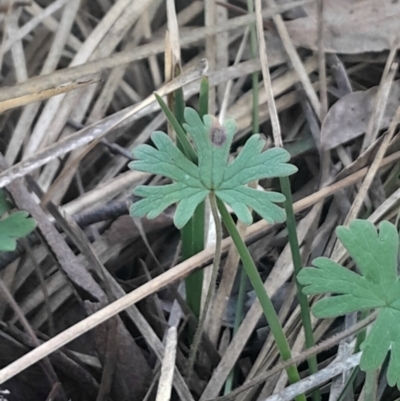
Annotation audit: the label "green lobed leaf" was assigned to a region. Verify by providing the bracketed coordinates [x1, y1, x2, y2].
[0, 211, 37, 252]
[220, 136, 298, 188]
[130, 107, 297, 228]
[297, 219, 400, 388]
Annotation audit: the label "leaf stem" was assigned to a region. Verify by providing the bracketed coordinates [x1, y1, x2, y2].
[279, 176, 321, 401]
[187, 192, 222, 378]
[154, 93, 197, 163]
[217, 199, 305, 401]
[224, 268, 247, 394]
[199, 77, 209, 118]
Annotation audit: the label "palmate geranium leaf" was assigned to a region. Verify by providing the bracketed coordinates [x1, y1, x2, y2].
[297, 220, 400, 388]
[0, 189, 36, 252]
[129, 107, 297, 229]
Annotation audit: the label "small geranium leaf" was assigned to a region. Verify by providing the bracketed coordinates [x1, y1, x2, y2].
[297, 219, 400, 388]
[130, 108, 297, 228]
[0, 210, 37, 252]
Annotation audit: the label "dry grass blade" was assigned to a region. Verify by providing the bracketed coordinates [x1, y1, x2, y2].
[0, 59, 208, 188]
[264, 0, 321, 117]
[219, 28, 249, 122]
[0, 78, 98, 113]
[345, 99, 400, 225]
[165, 0, 181, 141]
[155, 327, 178, 401]
[0, 3, 307, 103]
[0, 278, 62, 398]
[208, 314, 376, 401]
[166, 0, 180, 66]
[263, 353, 362, 401]
[24, 0, 155, 160]
[207, 221, 246, 346]
[62, 170, 148, 216]
[0, 156, 105, 301]
[3, 0, 69, 53]
[216, 0, 229, 103]
[255, 0, 282, 146]
[7, 9, 28, 84]
[317, 0, 328, 121]
[205, 0, 216, 112]
[5, 0, 82, 164]
[362, 46, 399, 151]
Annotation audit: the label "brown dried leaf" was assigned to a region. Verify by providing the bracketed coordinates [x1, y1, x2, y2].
[285, 0, 400, 53]
[85, 302, 152, 401]
[321, 80, 400, 150]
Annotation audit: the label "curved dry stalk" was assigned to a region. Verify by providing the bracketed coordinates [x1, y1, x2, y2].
[187, 192, 223, 379]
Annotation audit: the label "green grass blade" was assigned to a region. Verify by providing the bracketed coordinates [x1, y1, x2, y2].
[280, 176, 320, 401]
[154, 92, 197, 163]
[163, 84, 205, 317]
[224, 268, 247, 393]
[182, 78, 208, 316]
[173, 71, 185, 124]
[199, 76, 209, 118]
[217, 198, 305, 401]
[181, 202, 205, 317]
